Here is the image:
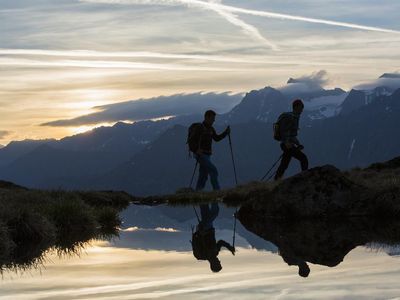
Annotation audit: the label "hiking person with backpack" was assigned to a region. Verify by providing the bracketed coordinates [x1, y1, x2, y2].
[191, 203, 235, 272]
[274, 99, 309, 181]
[187, 110, 230, 191]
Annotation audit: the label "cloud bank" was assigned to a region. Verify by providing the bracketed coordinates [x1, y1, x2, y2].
[354, 72, 400, 91]
[280, 70, 330, 95]
[41, 92, 243, 127]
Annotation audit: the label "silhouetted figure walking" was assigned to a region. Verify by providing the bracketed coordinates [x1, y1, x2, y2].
[187, 110, 230, 191]
[274, 99, 309, 180]
[191, 203, 235, 272]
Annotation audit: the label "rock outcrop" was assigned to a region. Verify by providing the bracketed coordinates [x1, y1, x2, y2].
[240, 165, 365, 218]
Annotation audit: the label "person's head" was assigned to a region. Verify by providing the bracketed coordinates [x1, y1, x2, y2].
[298, 262, 310, 278]
[204, 110, 217, 126]
[208, 257, 222, 273]
[292, 99, 304, 115]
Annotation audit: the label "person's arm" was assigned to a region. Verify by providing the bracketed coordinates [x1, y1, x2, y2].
[212, 126, 230, 142]
[292, 118, 301, 146]
[217, 240, 235, 255]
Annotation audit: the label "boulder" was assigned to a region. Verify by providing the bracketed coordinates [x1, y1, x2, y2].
[240, 165, 364, 218]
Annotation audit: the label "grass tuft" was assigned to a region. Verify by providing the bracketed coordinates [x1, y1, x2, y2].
[0, 183, 132, 272]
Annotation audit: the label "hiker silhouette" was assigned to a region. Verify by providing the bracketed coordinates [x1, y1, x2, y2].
[274, 99, 309, 180]
[191, 203, 235, 272]
[187, 110, 230, 191]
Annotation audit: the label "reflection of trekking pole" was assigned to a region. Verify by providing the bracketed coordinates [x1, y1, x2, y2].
[189, 161, 199, 189]
[232, 210, 237, 248]
[260, 154, 283, 181]
[228, 132, 239, 251]
[192, 205, 200, 223]
[228, 132, 239, 186]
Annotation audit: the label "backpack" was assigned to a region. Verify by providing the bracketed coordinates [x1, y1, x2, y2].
[273, 113, 290, 141]
[191, 227, 215, 260]
[187, 123, 204, 153]
[273, 122, 281, 141]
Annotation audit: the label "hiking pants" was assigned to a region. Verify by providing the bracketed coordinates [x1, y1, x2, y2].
[199, 203, 220, 230]
[195, 154, 220, 191]
[275, 143, 308, 180]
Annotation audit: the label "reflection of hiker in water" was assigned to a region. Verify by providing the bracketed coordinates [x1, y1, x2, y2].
[191, 203, 235, 272]
[187, 110, 230, 191]
[279, 247, 310, 278]
[274, 99, 309, 181]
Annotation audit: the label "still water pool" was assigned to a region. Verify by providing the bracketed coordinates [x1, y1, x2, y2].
[1, 204, 400, 299]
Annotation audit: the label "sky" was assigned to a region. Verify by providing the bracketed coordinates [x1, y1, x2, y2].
[1, 0, 400, 145]
[2, 244, 400, 299]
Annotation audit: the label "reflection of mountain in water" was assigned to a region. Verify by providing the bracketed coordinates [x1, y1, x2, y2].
[238, 211, 400, 272]
[114, 205, 277, 253]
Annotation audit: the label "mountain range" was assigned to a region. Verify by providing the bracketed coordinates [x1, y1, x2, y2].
[0, 74, 399, 196]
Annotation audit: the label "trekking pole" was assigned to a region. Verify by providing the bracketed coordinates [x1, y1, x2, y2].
[189, 161, 199, 189]
[260, 154, 283, 181]
[228, 132, 239, 186]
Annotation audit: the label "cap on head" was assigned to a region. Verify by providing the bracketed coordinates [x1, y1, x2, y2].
[204, 110, 217, 119]
[292, 99, 304, 109]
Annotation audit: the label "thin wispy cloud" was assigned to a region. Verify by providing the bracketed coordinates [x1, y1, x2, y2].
[0, 57, 236, 71]
[80, 0, 400, 34]
[80, 0, 278, 49]
[0, 49, 354, 71]
[0, 131, 11, 139]
[0, 48, 264, 64]
[208, 4, 279, 50]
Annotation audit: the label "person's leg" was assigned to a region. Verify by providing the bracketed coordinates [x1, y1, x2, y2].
[209, 203, 220, 223]
[203, 155, 221, 191]
[196, 155, 209, 191]
[275, 144, 292, 180]
[292, 148, 309, 171]
[200, 204, 210, 220]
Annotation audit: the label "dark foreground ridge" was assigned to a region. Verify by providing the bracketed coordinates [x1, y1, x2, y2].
[0, 181, 134, 271]
[145, 155, 400, 218]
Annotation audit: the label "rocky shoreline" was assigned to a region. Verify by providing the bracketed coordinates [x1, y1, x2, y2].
[143, 155, 400, 219]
